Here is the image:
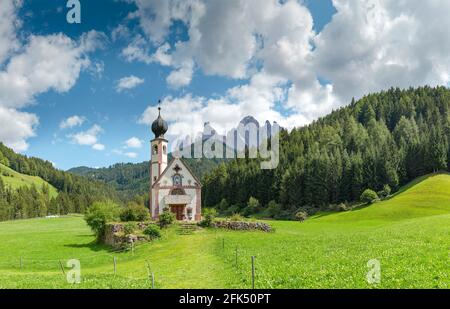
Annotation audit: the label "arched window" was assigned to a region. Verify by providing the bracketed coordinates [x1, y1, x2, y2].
[170, 188, 186, 195]
[163, 145, 167, 154]
[152, 145, 158, 155]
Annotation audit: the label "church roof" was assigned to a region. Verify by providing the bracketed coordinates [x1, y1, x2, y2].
[152, 157, 202, 188]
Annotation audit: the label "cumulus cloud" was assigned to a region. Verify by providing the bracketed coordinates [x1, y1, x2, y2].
[59, 115, 86, 130]
[0, 107, 38, 152]
[125, 137, 143, 149]
[0, 0, 21, 65]
[115, 75, 145, 92]
[125, 152, 138, 158]
[132, 0, 450, 134]
[69, 125, 105, 150]
[0, 8, 106, 152]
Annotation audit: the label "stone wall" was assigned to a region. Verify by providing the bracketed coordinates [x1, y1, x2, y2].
[213, 220, 273, 232]
[102, 222, 150, 249]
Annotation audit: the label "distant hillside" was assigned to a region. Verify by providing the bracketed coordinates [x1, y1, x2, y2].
[0, 143, 119, 221]
[68, 157, 226, 198]
[0, 163, 58, 198]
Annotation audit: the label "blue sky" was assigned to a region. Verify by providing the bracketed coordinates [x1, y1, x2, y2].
[1, 0, 448, 170]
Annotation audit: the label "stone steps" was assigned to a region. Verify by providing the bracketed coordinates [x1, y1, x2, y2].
[177, 223, 200, 235]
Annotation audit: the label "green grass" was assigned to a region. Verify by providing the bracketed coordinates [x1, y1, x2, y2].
[0, 163, 58, 198]
[0, 174, 448, 288]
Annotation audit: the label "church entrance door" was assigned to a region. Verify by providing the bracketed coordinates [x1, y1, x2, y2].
[170, 204, 185, 220]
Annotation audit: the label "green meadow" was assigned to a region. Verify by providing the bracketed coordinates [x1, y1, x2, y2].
[0, 163, 58, 198]
[0, 174, 448, 289]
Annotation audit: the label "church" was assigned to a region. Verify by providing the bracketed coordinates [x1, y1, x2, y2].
[149, 107, 202, 221]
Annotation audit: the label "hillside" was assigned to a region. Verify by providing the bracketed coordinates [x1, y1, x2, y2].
[317, 173, 450, 224]
[0, 163, 58, 198]
[0, 174, 448, 288]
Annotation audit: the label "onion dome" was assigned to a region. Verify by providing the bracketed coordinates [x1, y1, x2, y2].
[151, 107, 168, 139]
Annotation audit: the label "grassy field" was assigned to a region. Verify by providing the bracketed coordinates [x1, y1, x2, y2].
[0, 163, 58, 198]
[0, 173, 448, 289]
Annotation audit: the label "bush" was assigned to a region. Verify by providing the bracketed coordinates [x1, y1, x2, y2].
[295, 211, 308, 222]
[158, 208, 175, 229]
[267, 200, 281, 218]
[84, 201, 120, 240]
[123, 222, 137, 235]
[229, 213, 244, 222]
[337, 203, 349, 212]
[120, 203, 150, 222]
[224, 204, 240, 216]
[199, 208, 217, 227]
[143, 224, 161, 239]
[379, 184, 392, 199]
[243, 197, 260, 216]
[360, 189, 379, 204]
[217, 198, 229, 213]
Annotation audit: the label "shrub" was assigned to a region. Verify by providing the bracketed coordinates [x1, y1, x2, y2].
[337, 203, 349, 212]
[267, 200, 281, 218]
[199, 208, 217, 227]
[123, 222, 137, 235]
[243, 197, 260, 216]
[295, 211, 308, 222]
[379, 184, 392, 199]
[120, 203, 150, 222]
[360, 189, 379, 204]
[143, 224, 161, 239]
[158, 208, 175, 229]
[229, 213, 244, 222]
[84, 201, 120, 240]
[217, 198, 229, 212]
[224, 204, 240, 216]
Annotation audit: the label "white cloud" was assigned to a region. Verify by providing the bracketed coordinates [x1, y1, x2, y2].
[69, 125, 104, 150]
[125, 152, 138, 158]
[115, 75, 145, 92]
[0, 107, 38, 152]
[0, 26, 105, 152]
[92, 143, 105, 151]
[0, 0, 21, 65]
[125, 137, 143, 149]
[59, 115, 86, 130]
[133, 0, 450, 134]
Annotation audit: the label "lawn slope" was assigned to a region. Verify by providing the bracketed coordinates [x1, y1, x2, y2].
[0, 174, 448, 288]
[0, 163, 58, 198]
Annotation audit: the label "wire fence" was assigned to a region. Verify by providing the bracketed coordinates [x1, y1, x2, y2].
[0, 236, 279, 289]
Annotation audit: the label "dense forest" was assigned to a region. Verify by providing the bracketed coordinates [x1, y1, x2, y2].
[0, 143, 118, 221]
[202, 86, 450, 218]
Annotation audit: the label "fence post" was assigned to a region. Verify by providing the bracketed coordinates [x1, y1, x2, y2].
[251, 256, 256, 289]
[59, 260, 65, 276]
[113, 256, 117, 275]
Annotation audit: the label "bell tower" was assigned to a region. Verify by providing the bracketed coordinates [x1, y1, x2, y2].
[150, 106, 168, 187]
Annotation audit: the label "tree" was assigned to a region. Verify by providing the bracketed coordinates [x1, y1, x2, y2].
[84, 201, 120, 240]
[360, 189, 379, 204]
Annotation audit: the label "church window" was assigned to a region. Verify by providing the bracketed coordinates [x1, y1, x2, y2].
[163, 145, 167, 154]
[170, 188, 185, 195]
[173, 174, 182, 186]
[152, 145, 158, 155]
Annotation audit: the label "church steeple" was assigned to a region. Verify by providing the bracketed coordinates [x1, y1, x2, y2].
[151, 104, 168, 139]
[150, 105, 168, 189]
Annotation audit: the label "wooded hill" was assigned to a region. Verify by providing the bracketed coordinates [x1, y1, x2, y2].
[0, 143, 118, 221]
[202, 86, 450, 218]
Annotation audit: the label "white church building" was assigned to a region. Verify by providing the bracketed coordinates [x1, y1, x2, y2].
[149, 107, 202, 221]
